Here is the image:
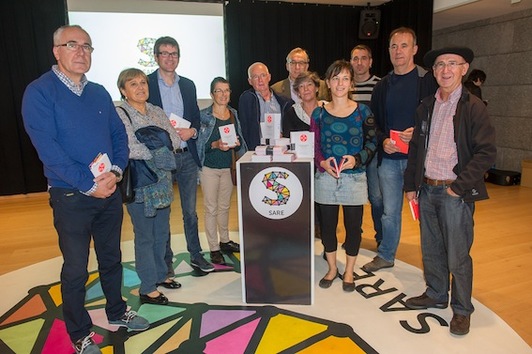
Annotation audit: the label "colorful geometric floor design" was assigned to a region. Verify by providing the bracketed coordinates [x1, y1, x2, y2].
[0, 252, 377, 354]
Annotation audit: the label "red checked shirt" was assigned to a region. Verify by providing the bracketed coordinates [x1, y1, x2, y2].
[424, 86, 462, 180]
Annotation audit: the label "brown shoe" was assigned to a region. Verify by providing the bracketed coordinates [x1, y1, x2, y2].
[210, 251, 224, 264]
[405, 292, 448, 310]
[450, 314, 470, 335]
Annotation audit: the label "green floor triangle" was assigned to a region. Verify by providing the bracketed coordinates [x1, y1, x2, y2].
[0, 318, 45, 353]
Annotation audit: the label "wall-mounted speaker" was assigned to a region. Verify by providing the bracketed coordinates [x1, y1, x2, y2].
[358, 9, 381, 40]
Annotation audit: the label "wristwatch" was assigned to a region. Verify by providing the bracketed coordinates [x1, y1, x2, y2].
[110, 170, 123, 182]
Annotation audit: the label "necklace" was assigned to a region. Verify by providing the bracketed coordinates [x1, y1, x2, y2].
[213, 106, 229, 119]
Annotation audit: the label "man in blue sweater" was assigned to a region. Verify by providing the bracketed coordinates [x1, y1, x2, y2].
[22, 25, 148, 354]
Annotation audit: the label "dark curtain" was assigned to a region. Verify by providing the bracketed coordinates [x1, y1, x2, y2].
[0, 0, 431, 196]
[225, 0, 433, 107]
[0, 0, 67, 195]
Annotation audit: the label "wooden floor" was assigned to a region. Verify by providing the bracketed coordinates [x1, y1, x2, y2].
[0, 183, 531, 345]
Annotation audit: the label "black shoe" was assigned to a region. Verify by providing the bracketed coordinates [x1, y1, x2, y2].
[210, 250, 224, 264]
[157, 279, 181, 289]
[342, 281, 356, 292]
[450, 314, 470, 335]
[405, 292, 448, 310]
[140, 292, 168, 305]
[319, 271, 340, 289]
[220, 241, 240, 253]
[191, 255, 215, 272]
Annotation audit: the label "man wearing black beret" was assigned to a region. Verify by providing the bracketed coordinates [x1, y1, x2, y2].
[403, 47, 496, 335]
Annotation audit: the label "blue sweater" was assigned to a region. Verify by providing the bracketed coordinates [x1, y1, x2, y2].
[22, 70, 129, 192]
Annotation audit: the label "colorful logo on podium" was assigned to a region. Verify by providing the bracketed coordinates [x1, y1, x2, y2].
[248, 167, 303, 219]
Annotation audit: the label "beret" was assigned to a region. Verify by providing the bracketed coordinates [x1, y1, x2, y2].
[423, 46, 474, 67]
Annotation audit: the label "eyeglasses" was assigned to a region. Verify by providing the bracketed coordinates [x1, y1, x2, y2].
[55, 42, 94, 53]
[289, 61, 309, 67]
[213, 88, 231, 94]
[433, 61, 466, 71]
[250, 73, 268, 81]
[158, 51, 179, 58]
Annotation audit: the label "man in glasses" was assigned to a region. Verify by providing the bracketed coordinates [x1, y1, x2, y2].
[147, 36, 214, 274]
[22, 25, 149, 354]
[239, 62, 293, 150]
[404, 47, 496, 336]
[271, 47, 328, 103]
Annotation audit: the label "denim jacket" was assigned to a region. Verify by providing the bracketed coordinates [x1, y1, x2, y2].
[197, 105, 248, 167]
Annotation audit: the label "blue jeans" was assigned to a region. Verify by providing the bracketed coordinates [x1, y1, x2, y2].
[49, 188, 126, 342]
[366, 155, 383, 242]
[419, 184, 475, 316]
[165, 150, 202, 264]
[377, 158, 408, 262]
[127, 203, 170, 295]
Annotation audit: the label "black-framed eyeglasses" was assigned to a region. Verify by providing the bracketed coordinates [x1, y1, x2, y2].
[55, 42, 94, 53]
[158, 51, 179, 58]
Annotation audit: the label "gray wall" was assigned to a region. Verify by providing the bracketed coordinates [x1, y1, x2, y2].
[433, 8, 532, 173]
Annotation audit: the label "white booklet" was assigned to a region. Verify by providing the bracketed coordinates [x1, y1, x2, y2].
[169, 113, 191, 129]
[219, 123, 238, 147]
[89, 152, 111, 177]
[260, 113, 281, 141]
[290, 131, 314, 158]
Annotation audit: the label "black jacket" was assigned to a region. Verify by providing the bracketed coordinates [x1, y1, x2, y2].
[404, 89, 496, 202]
[238, 89, 293, 151]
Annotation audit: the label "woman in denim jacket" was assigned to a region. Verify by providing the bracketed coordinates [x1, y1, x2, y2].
[198, 77, 247, 264]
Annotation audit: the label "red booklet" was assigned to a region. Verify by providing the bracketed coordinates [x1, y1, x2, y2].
[409, 199, 419, 221]
[390, 130, 409, 154]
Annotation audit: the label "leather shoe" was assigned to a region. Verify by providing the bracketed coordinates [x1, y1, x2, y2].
[140, 292, 168, 305]
[220, 241, 240, 253]
[210, 250, 224, 264]
[342, 281, 356, 292]
[361, 256, 394, 272]
[450, 314, 470, 335]
[405, 292, 448, 310]
[319, 271, 340, 289]
[157, 279, 181, 289]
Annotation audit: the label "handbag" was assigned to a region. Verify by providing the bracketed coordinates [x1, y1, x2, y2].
[230, 150, 237, 186]
[229, 111, 237, 186]
[116, 106, 158, 203]
[118, 162, 135, 203]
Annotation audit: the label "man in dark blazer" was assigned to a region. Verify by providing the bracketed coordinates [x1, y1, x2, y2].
[147, 36, 214, 274]
[271, 47, 329, 103]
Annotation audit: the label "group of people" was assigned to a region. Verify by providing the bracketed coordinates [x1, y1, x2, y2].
[20, 22, 495, 353]
[234, 26, 495, 337]
[21, 26, 244, 354]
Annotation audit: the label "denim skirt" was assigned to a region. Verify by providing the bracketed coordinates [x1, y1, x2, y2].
[315, 171, 368, 206]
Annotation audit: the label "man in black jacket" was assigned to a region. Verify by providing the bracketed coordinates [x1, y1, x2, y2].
[238, 62, 293, 151]
[403, 47, 496, 336]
